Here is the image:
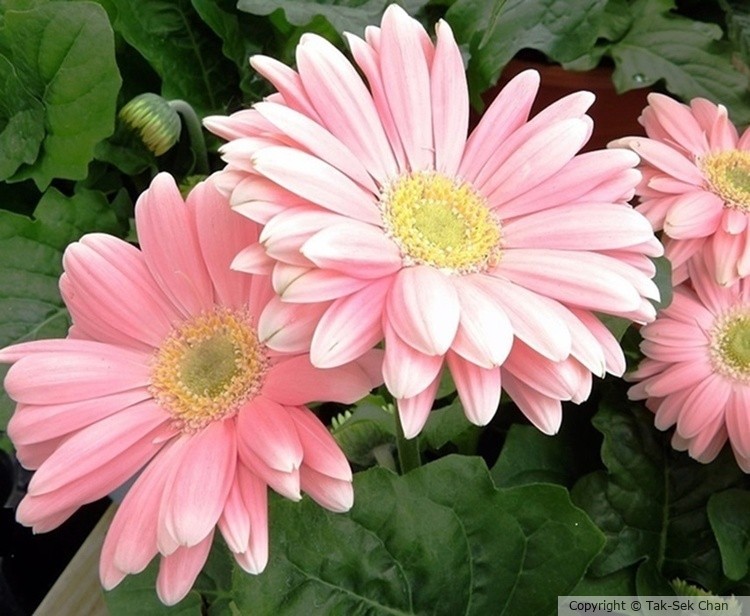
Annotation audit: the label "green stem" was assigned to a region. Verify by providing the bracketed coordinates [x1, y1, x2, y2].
[395, 408, 421, 474]
[169, 99, 209, 175]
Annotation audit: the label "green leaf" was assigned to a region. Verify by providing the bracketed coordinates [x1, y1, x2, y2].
[491, 423, 579, 488]
[651, 255, 673, 310]
[1, 1, 121, 189]
[562, 0, 633, 71]
[0, 188, 121, 431]
[721, 0, 750, 71]
[330, 400, 396, 467]
[420, 397, 478, 452]
[237, 0, 430, 39]
[446, 0, 608, 104]
[100, 0, 238, 115]
[572, 392, 749, 589]
[226, 456, 603, 616]
[708, 489, 750, 581]
[609, 0, 750, 125]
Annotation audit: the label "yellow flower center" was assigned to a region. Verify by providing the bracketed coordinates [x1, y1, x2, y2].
[380, 172, 502, 272]
[700, 150, 750, 212]
[710, 310, 750, 382]
[150, 307, 267, 431]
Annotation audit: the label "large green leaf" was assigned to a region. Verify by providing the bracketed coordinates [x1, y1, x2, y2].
[708, 489, 750, 581]
[446, 0, 608, 105]
[0, 1, 120, 189]
[100, 0, 238, 115]
[237, 0, 430, 39]
[572, 393, 750, 590]
[106, 456, 604, 615]
[609, 0, 750, 125]
[721, 0, 750, 70]
[0, 188, 121, 435]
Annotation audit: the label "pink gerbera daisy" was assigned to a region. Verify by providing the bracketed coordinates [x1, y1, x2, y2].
[205, 4, 662, 438]
[628, 254, 750, 471]
[611, 93, 750, 286]
[0, 174, 380, 605]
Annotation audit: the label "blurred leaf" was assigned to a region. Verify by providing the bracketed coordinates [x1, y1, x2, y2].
[651, 255, 673, 310]
[636, 559, 675, 596]
[330, 399, 395, 467]
[1, 1, 120, 189]
[420, 397, 478, 452]
[237, 0, 430, 39]
[100, 0, 238, 115]
[609, 0, 750, 125]
[708, 489, 750, 581]
[572, 566, 637, 595]
[572, 395, 749, 589]
[446, 0, 608, 105]
[563, 0, 633, 71]
[0, 188, 122, 433]
[721, 0, 750, 71]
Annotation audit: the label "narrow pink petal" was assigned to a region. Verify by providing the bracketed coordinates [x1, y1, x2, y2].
[397, 371, 442, 439]
[380, 4, 433, 170]
[236, 398, 303, 473]
[279, 268, 370, 303]
[709, 230, 745, 286]
[460, 70, 540, 183]
[689, 251, 739, 313]
[203, 108, 275, 141]
[727, 388, 750, 458]
[300, 464, 353, 512]
[663, 191, 724, 239]
[503, 343, 583, 401]
[647, 175, 699, 194]
[156, 532, 213, 606]
[15, 437, 66, 471]
[27, 400, 170, 494]
[162, 421, 236, 548]
[255, 101, 378, 193]
[233, 464, 269, 574]
[135, 173, 215, 317]
[251, 146, 381, 225]
[231, 243, 275, 275]
[676, 374, 729, 439]
[431, 19, 468, 175]
[503, 202, 656, 251]
[258, 297, 328, 354]
[238, 437, 301, 501]
[646, 93, 709, 154]
[295, 35, 396, 181]
[627, 138, 704, 185]
[8, 389, 150, 446]
[570, 308, 626, 376]
[218, 476, 250, 554]
[310, 277, 390, 367]
[301, 223, 402, 279]
[502, 371, 563, 435]
[386, 266, 460, 356]
[652, 388, 690, 430]
[689, 420, 727, 463]
[286, 405, 352, 481]
[723, 209, 748, 234]
[230, 175, 310, 224]
[644, 360, 714, 397]
[482, 118, 590, 202]
[5, 347, 150, 405]
[471, 275, 571, 362]
[249, 55, 322, 122]
[62, 235, 179, 347]
[446, 351, 501, 426]
[451, 277, 513, 369]
[192, 180, 260, 308]
[383, 319, 443, 399]
[497, 249, 644, 315]
[263, 354, 378, 405]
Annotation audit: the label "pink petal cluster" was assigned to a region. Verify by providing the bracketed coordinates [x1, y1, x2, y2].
[205, 4, 662, 438]
[628, 255, 750, 470]
[612, 93, 750, 286]
[0, 174, 380, 605]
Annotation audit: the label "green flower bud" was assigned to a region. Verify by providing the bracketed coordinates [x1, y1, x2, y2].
[119, 93, 181, 156]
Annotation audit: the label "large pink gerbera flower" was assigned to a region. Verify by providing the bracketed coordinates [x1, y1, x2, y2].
[205, 5, 662, 438]
[612, 93, 750, 286]
[0, 174, 380, 605]
[628, 254, 750, 471]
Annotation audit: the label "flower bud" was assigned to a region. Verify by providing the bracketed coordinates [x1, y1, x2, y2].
[118, 93, 181, 156]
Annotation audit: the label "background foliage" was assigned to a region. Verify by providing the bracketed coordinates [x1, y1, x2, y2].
[1, 0, 750, 613]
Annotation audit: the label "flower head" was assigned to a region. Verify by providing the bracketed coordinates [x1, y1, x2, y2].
[119, 93, 181, 156]
[611, 93, 750, 286]
[628, 254, 750, 471]
[205, 4, 662, 438]
[0, 174, 380, 605]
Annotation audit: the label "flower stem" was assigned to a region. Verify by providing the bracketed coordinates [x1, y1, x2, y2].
[169, 99, 209, 175]
[395, 408, 421, 474]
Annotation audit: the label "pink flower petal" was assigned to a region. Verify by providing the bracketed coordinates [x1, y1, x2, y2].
[446, 351, 501, 426]
[232, 464, 269, 574]
[397, 371, 442, 439]
[627, 138, 704, 185]
[258, 296, 328, 354]
[286, 405, 352, 482]
[156, 531, 214, 606]
[310, 277, 390, 367]
[279, 268, 370, 303]
[383, 320, 443, 399]
[676, 374, 729, 439]
[218, 475, 250, 554]
[300, 464, 353, 512]
[236, 397, 303, 473]
[645, 93, 709, 154]
[231, 242, 275, 276]
[663, 191, 724, 239]
[502, 371, 562, 435]
[238, 438, 301, 501]
[249, 55, 321, 122]
[386, 266, 460, 356]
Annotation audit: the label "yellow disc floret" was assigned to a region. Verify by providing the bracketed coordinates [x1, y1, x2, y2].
[700, 150, 750, 212]
[150, 307, 267, 431]
[380, 172, 502, 272]
[710, 310, 750, 383]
